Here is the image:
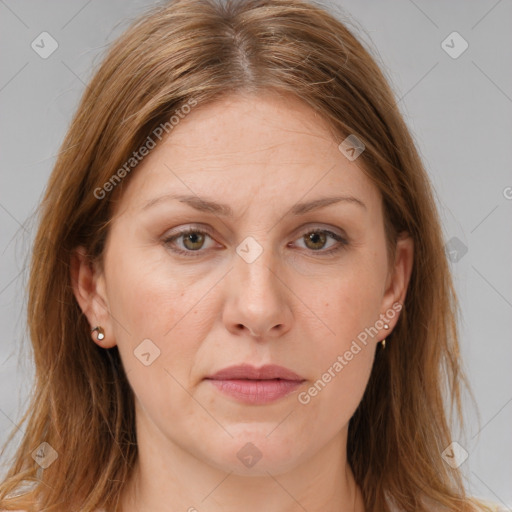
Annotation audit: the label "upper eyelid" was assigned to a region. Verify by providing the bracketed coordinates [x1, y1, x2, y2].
[164, 223, 347, 241]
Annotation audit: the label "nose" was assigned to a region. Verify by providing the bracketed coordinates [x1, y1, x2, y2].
[222, 244, 293, 340]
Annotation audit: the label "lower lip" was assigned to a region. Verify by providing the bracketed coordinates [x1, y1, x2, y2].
[206, 379, 304, 404]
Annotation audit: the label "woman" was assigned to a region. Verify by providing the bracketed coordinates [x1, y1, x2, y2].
[0, 0, 505, 511]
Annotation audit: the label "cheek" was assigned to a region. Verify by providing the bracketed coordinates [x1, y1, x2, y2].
[105, 237, 206, 332]
[104, 249, 212, 430]
[299, 346, 374, 440]
[104, 242, 211, 380]
[296, 293, 377, 433]
[304, 259, 385, 344]
[295, 253, 384, 406]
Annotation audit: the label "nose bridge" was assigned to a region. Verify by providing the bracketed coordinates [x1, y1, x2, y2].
[226, 233, 290, 334]
[234, 234, 280, 302]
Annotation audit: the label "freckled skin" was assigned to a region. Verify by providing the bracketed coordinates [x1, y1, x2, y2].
[72, 90, 413, 512]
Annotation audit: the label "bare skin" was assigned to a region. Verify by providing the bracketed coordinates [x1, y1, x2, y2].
[71, 90, 413, 512]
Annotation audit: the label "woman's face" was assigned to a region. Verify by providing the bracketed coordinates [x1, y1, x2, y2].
[74, 91, 412, 476]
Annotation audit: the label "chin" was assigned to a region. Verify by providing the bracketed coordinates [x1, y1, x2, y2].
[201, 428, 307, 476]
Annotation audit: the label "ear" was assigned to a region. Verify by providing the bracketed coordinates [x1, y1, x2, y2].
[70, 246, 117, 348]
[379, 232, 414, 334]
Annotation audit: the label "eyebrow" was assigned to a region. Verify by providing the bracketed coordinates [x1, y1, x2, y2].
[141, 193, 366, 216]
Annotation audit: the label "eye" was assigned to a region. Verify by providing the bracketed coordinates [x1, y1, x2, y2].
[163, 226, 217, 256]
[292, 228, 348, 255]
[162, 225, 348, 257]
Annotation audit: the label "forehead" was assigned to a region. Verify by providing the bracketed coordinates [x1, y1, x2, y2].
[113, 91, 381, 218]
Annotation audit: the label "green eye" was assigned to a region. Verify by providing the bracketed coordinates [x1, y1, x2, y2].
[163, 228, 215, 255]
[163, 226, 348, 257]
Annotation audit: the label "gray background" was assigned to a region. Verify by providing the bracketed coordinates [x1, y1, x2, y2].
[1, 0, 511, 507]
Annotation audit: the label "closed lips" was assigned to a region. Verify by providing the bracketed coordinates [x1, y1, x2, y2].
[205, 364, 306, 405]
[205, 363, 305, 382]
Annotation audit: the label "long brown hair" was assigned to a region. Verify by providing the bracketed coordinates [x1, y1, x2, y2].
[0, 0, 493, 510]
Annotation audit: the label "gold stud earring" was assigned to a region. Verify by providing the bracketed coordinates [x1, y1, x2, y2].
[91, 326, 105, 341]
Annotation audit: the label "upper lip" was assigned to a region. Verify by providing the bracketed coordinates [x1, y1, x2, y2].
[206, 364, 305, 381]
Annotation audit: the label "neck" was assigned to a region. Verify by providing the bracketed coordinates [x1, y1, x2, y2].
[119, 411, 364, 512]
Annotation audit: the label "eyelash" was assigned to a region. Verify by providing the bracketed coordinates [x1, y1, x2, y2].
[162, 226, 348, 257]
